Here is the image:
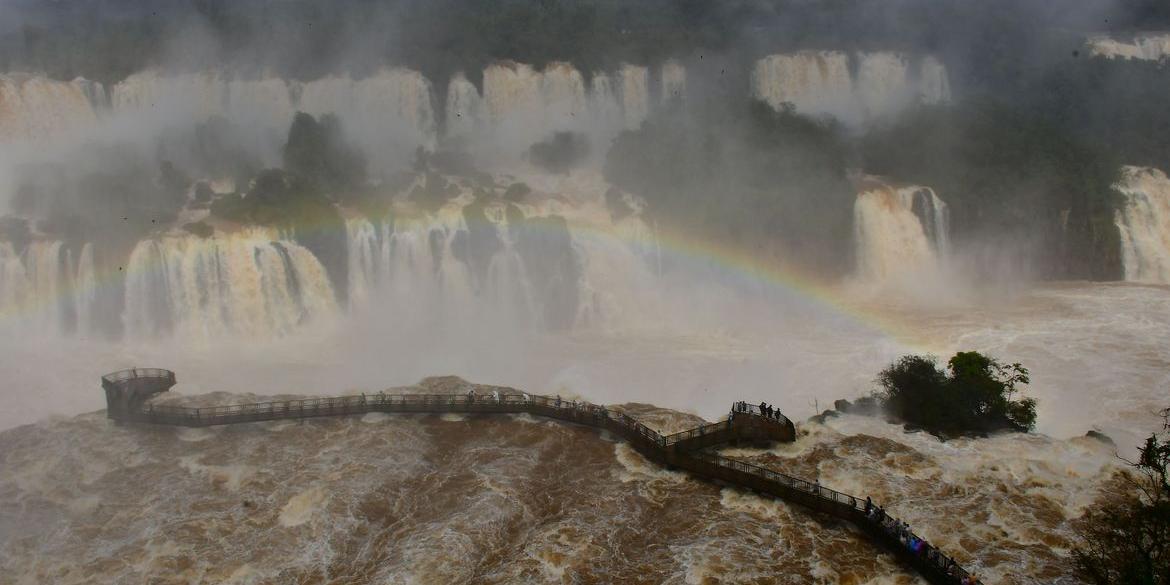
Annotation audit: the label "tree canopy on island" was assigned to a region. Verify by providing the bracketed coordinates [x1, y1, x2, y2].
[874, 351, 1037, 437]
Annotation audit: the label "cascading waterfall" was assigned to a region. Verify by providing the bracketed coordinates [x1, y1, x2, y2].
[0, 240, 97, 335]
[0, 74, 103, 142]
[122, 229, 338, 339]
[298, 69, 438, 164]
[1088, 34, 1170, 61]
[853, 180, 950, 282]
[110, 69, 437, 167]
[343, 176, 667, 333]
[660, 61, 687, 104]
[344, 200, 535, 331]
[1115, 166, 1170, 283]
[751, 51, 950, 125]
[2, 60, 676, 153]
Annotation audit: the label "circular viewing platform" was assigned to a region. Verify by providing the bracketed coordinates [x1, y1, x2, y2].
[101, 368, 177, 421]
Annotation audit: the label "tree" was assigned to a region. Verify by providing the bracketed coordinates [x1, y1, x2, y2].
[874, 351, 1036, 437]
[282, 112, 367, 193]
[1072, 408, 1170, 584]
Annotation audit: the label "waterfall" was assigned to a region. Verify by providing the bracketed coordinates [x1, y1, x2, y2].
[342, 175, 667, 333]
[752, 52, 855, 119]
[661, 61, 687, 103]
[298, 69, 438, 166]
[122, 229, 338, 339]
[4, 61, 675, 156]
[343, 202, 528, 330]
[619, 65, 650, 129]
[1088, 34, 1170, 61]
[1115, 166, 1170, 283]
[0, 74, 103, 142]
[854, 180, 950, 281]
[109, 69, 437, 166]
[72, 243, 97, 337]
[751, 51, 950, 125]
[0, 240, 97, 335]
[443, 62, 662, 163]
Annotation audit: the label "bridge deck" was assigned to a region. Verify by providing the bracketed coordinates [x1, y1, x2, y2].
[101, 369, 984, 585]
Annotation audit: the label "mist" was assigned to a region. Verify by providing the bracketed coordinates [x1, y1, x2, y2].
[0, 0, 1168, 444]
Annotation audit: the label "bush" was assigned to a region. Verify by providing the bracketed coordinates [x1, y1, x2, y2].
[503, 182, 531, 202]
[875, 351, 1036, 437]
[283, 112, 367, 193]
[528, 131, 589, 174]
[1072, 408, 1170, 584]
[210, 169, 337, 228]
[182, 221, 214, 238]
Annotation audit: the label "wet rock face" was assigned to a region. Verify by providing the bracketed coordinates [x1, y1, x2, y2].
[508, 205, 581, 331]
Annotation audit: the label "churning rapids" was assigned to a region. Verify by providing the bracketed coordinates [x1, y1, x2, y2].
[1, 57, 1170, 585]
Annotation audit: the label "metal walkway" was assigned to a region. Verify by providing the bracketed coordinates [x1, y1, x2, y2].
[101, 368, 986, 584]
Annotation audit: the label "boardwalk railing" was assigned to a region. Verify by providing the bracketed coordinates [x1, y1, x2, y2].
[101, 369, 985, 585]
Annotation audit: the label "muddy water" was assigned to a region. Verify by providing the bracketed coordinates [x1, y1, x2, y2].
[0, 387, 913, 584]
[1, 282, 1166, 583]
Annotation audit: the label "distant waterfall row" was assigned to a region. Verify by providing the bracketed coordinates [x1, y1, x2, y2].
[1087, 34, 1170, 62]
[852, 179, 950, 282]
[1115, 166, 1170, 283]
[750, 52, 950, 125]
[0, 63, 677, 165]
[0, 52, 953, 149]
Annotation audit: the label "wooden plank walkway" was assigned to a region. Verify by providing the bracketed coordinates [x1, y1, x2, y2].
[101, 368, 986, 585]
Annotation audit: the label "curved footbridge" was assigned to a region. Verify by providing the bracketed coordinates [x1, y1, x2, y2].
[102, 368, 986, 585]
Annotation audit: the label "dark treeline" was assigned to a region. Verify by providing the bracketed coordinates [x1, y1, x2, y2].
[3, 0, 1169, 89]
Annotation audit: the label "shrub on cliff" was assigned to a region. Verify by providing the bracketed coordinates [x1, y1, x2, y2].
[1072, 408, 1170, 584]
[528, 131, 589, 174]
[283, 112, 367, 194]
[875, 351, 1036, 437]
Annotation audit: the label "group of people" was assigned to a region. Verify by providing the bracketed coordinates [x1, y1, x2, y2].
[864, 498, 979, 584]
[730, 401, 786, 422]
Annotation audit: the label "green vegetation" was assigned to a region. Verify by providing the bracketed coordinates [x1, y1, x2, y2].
[0, 216, 31, 254]
[181, 221, 214, 238]
[1073, 408, 1170, 584]
[283, 113, 367, 193]
[606, 99, 853, 273]
[528, 131, 590, 175]
[210, 170, 328, 227]
[503, 183, 531, 202]
[205, 112, 363, 298]
[874, 351, 1036, 437]
[208, 112, 365, 228]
